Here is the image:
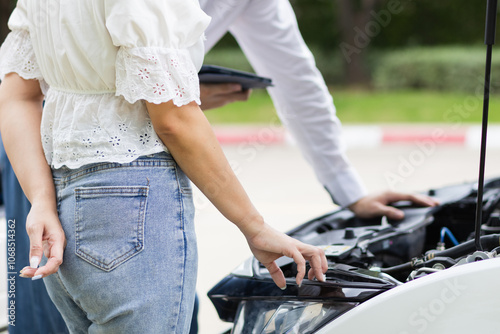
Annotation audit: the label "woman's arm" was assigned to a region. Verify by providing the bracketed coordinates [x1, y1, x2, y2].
[147, 100, 327, 288]
[0, 73, 65, 279]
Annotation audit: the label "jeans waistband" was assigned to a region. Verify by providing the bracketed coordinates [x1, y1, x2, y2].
[52, 152, 176, 185]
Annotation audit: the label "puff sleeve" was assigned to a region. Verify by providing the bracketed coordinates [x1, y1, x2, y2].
[0, 0, 45, 90]
[106, 0, 211, 106]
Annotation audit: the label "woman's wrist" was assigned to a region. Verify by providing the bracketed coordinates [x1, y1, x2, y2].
[29, 191, 58, 212]
[237, 212, 266, 240]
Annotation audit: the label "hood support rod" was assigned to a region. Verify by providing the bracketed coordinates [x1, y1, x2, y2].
[475, 0, 498, 251]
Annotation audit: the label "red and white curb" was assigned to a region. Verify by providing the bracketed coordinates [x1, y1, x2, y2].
[213, 125, 500, 149]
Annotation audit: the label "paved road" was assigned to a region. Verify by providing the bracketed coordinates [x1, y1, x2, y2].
[195, 142, 500, 334]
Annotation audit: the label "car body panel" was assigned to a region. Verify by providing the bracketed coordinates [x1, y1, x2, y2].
[317, 257, 500, 334]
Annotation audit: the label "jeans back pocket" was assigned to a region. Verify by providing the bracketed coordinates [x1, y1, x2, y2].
[74, 186, 149, 271]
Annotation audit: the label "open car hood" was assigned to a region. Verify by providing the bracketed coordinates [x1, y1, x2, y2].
[208, 177, 500, 333]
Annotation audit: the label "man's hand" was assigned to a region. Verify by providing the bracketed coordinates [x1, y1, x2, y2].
[200, 83, 251, 110]
[348, 191, 439, 220]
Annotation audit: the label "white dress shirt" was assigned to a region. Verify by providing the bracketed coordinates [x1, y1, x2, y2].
[200, 0, 367, 207]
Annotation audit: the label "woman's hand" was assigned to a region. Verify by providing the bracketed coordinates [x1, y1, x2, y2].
[0, 73, 65, 280]
[19, 203, 66, 280]
[147, 101, 327, 289]
[245, 223, 328, 289]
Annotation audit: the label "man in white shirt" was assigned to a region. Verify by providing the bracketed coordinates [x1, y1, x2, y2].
[199, 0, 437, 217]
[190, 1, 438, 332]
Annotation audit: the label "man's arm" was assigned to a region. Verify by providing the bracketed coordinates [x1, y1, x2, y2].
[0, 73, 65, 279]
[222, 0, 438, 216]
[227, 0, 366, 206]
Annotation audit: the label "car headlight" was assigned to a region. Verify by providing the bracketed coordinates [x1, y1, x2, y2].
[231, 300, 356, 334]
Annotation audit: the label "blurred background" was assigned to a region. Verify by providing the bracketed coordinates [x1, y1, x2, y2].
[2, 0, 500, 124]
[199, 0, 500, 126]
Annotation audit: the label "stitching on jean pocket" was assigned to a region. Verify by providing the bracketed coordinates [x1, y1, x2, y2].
[175, 165, 192, 195]
[74, 186, 149, 271]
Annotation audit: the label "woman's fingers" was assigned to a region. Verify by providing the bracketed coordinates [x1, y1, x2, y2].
[306, 246, 328, 282]
[247, 224, 328, 288]
[288, 242, 327, 286]
[19, 266, 36, 278]
[289, 249, 306, 287]
[296, 243, 327, 283]
[33, 237, 65, 278]
[263, 261, 287, 290]
[24, 208, 66, 279]
[19, 237, 65, 280]
[26, 220, 44, 270]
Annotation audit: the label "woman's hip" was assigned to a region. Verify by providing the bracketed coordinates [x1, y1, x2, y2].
[45, 152, 197, 332]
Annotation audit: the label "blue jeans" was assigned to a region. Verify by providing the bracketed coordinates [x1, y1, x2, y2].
[0, 138, 69, 334]
[43, 152, 197, 333]
[190, 294, 199, 334]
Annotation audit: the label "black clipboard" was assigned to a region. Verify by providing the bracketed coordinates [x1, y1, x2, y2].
[198, 65, 273, 90]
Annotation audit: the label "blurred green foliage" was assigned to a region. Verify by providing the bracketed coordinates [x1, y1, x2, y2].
[293, 0, 489, 49]
[204, 47, 254, 73]
[214, 1, 491, 50]
[209, 0, 496, 88]
[4, 0, 498, 91]
[206, 46, 500, 94]
[372, 46, 500, 93]
[204, 88, 500, 124]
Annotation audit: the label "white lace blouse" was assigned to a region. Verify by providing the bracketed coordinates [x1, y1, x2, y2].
[0, 0, 211, 169]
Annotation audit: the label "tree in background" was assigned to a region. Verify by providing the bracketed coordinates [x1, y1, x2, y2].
[336, 0, 384, 85]
[291, 0, 491, 86]
[1, 0, 493, 86]
[0, 0, 14, 44]
[290, 0, 386, 86]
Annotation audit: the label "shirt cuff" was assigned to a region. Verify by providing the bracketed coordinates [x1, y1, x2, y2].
[323, 167, 368, 208]
[115, 47, 201, 107]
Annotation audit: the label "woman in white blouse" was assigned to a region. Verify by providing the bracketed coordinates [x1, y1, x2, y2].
[0, 0, 327, 332]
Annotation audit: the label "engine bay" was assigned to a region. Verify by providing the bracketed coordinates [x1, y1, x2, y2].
[208, 178, 500, 332]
